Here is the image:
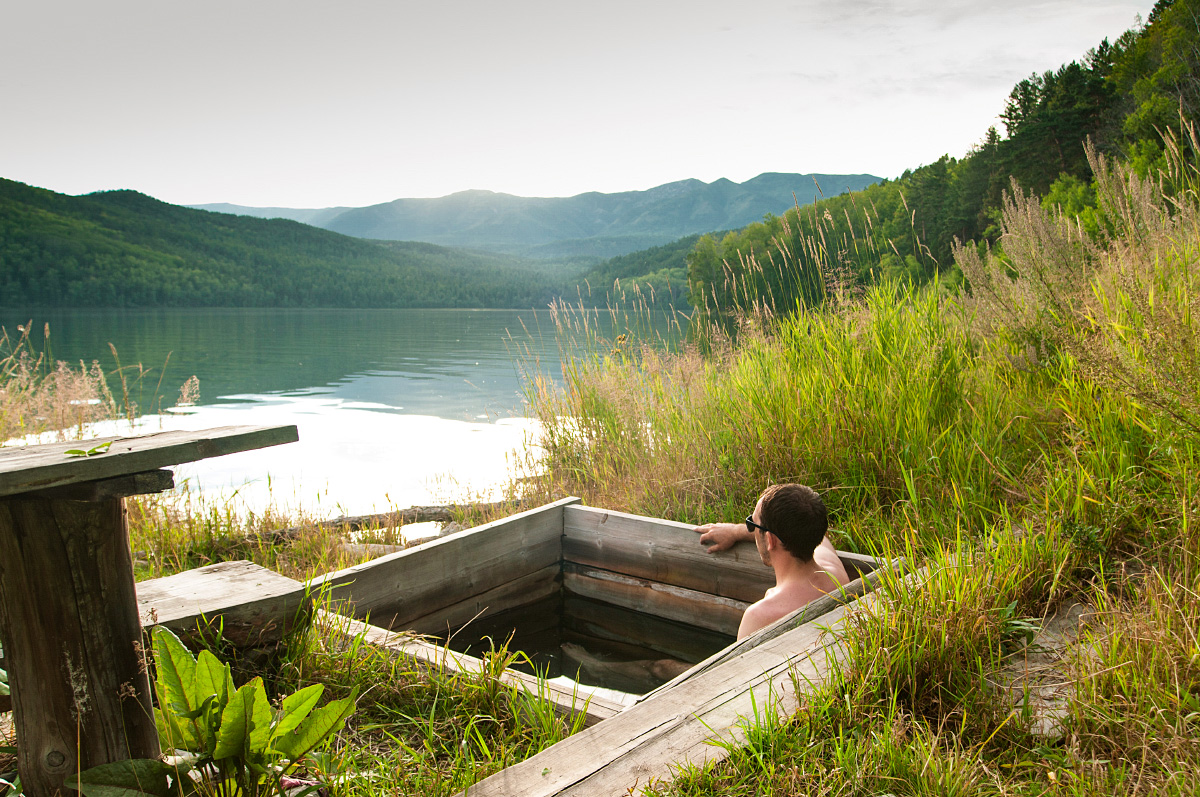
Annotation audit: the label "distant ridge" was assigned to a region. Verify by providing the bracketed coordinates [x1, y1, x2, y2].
[0, 178, 576, 308]
[191, 172, 880, 259]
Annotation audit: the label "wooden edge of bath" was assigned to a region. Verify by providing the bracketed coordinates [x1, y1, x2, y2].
[319, 611, 633, 727]
[306, 497, 580, 625]
[459, 558, 920, 797]
[563, 504, 774, 603]
[637, 554, 906, 701]
[406, 563, 562, 636]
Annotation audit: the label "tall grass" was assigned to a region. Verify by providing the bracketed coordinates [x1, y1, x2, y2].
[267, 611, 587, 796]
[524, 134, 1200, 794]
[0, 322, 117, 442]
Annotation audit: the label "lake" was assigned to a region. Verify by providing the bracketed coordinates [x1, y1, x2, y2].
[4, 308, 582, 517]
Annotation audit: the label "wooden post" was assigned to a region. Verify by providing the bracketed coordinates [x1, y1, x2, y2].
[0, 494, 159, 797]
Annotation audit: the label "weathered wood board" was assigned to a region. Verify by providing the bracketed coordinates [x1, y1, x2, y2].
[562, 596, 733, 664]
[0, 425, 299, 497]
[326, 612, 634, 727]
[309, 497, 577, 627]
[563, 505, 774, 603]
[136, 560, 311, 647]
[461, 560, 915, 797]
[462, 601, 850, 796]
[563, 562, 749, 636]
[837, 550, 882, 582]
[405, 564, 561, 636]
[0, 495, 159, 795]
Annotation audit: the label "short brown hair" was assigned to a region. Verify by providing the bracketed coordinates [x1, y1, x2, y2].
[759, 484, 827, 562]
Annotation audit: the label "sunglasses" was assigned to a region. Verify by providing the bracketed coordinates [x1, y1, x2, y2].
[745, 515, 771, 535]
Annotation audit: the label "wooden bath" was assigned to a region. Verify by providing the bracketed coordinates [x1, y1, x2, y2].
[307, 497, 894, 709]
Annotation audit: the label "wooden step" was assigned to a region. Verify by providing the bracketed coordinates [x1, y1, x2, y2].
[136, 560, 311, 648]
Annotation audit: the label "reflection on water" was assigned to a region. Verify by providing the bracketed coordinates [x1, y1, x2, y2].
[3, 309, 569, 515]
[80, 396, 543, 517]
[7, 308, 562, 420]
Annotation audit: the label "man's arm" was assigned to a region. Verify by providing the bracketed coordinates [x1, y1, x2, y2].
[694, 522, 753, 553]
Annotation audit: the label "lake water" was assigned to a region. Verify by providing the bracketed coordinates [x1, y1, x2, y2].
[4, 308, 579, 517]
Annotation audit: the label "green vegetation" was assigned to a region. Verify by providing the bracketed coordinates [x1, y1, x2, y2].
[0, 322, 117, 441]
[0, 180, 574, 308]
[522, 130, 1200, 793]
[71, 627, 356, 797]
[5, 5, 1199, 796]
[574, 233, 715, 311]
[685, 0, 1200, 321]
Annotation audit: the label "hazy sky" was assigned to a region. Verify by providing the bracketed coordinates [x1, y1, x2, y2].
[1, 0, 1155, 207]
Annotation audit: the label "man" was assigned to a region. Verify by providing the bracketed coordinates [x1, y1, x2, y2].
[695, 483, 850, 639]
[563, 484, 850, 692]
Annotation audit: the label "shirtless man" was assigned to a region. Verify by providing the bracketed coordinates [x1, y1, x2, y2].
[695, 483, 850, 639]
[563, 484, 850, 691]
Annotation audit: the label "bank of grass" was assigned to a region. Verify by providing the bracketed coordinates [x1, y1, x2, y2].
[523, 140, 1200, 794]
[122, 488, 528, 581]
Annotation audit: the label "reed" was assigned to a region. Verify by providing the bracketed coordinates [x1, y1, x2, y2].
[0, 321, 117, 442]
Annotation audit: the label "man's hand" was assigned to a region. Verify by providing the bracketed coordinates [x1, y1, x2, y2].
[694, 522, 752, 553]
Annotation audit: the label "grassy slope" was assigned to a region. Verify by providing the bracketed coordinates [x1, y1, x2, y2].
[524, 142, 1200, 794]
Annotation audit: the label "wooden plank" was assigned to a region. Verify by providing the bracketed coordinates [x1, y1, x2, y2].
[463, 601, 849, 796]
[321, 612, 633, 727]
[27, 469, 174, 501]
[563, 563, 748, 637]
[405, 564, 561, 636]
[563, 505, 774, 603]
[561, 630, 670, 664]
[308, 498, 577, 628]
[563, 597, 733, 664]
[137, 560, 311, 648]
[0, 425, 299, 498]
[461, 561, 919, 797]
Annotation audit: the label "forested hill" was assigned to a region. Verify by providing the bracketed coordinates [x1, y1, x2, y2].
[685, 0, 1200, 316]
[0, 179, 575, 307]
[193, 172, 880, 259]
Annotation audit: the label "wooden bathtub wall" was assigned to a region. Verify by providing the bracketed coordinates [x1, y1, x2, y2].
[309, 497, 882, 672]
[309, 497, 576, 647]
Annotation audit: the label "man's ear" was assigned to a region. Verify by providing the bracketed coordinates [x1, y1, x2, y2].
[765, 532, 780, 550]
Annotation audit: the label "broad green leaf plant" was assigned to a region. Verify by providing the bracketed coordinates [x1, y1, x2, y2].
[69, 627, 356, 797]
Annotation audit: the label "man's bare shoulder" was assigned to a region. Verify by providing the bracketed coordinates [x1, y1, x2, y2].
[813, 537, 851, 585]
[737, 598, 780, 639]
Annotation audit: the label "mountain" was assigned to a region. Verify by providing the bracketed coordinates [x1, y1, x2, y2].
[190, 203, 351, 228]
[190, 172, 880, 259]
[0, 179, 575, 308]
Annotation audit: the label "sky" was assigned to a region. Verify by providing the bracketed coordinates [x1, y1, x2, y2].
[0, 0, 1157, 208]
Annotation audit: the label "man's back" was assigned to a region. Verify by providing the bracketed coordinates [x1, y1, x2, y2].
[736, 537, 850, 638]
